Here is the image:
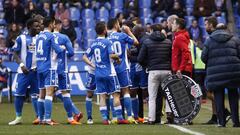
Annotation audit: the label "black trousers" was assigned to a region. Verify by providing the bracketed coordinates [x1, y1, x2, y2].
[213, 88, 239, 126]
[155, 86, 163, 122]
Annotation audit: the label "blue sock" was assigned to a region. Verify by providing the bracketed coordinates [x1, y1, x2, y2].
[63, 94, 73, 119]
[120, 98, 125, 119]
[15, 96, 24, 117]
[37, 98, 45, 121]
[106, 98, 110, 119]
[99, 106, 108, 121]
[110, 96, 117, 118]
[44, 96, 53, 121]
[132, 97, 139, 118]
[56, 93, 64, 102]
[31, 95, 38, 118]
[114, 105, 124, 120]
[124, 94, 132, 117]
[86, 97, 92, 119]
[72, 103, 80, 115]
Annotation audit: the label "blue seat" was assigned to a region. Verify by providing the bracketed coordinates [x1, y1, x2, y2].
[0, 28, 8, 38]
[0, 19, 6, 26]
[198, 17, 206, 27]
[154, 17, 164, 24]
[141, 18, 153, 25]
[201, 27, 209, 42]
[74, 27, 82, 46]
[83, 38, 95, 49]
[186, 0, 194, 8]
[217, 16, 226, 24]
[111, 0, 123, 8]
[69, 7, 80, 21]
[83, 29, 97, 39]
[97, 17, 109, 23]
[185, 16, 195, 28]
[96, 8, 109, 20]
[81, 9, 95, 19]
[139, 8, 151, 18]
[110, 8, 122, 18]
[235, 15, 240, 28]
[82, 18, 95, 29]
[186, 7, 193, 16]
[139, 0, 151, 8]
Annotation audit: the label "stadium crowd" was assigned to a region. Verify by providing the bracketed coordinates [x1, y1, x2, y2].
[0, 0, 239, 128]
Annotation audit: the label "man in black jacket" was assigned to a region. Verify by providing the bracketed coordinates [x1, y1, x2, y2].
[138, 24, 172, 124]
[201, 22, 240, 127]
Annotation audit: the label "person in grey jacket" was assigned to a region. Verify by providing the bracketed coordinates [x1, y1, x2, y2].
[138, 24, 172, 124]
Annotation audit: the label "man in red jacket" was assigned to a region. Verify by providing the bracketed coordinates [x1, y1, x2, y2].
[171, 18, 192, 77]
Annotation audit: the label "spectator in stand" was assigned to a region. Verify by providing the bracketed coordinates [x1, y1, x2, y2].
[7, 23, 21, 48]
[151, 0, 168, 19]
[169, 1, 186, 19]
[213, 0, 226, 17]
[24, 1, 41, 22]
[116, 12, 125, 26]
[0, 35, 10, 61]
[0, 57, 8, 103]
[4, 0, 25, 26]
[55, 2, 70, 20]
[81, 0, 93, 9]
[167, 14, 178, 40]
[124, 0, 138, 19]
[39, 1, 55, 18]
[60, 18, 76, 47]
[193, 0, 216, 19]
[188, 19, 203, 48]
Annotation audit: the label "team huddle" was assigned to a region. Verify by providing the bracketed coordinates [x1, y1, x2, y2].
[8, 15, 150, 125]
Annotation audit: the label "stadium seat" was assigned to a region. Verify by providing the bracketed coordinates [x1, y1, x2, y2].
[138, 0, 151, 8]
[111, 0, 123, 8]
[75, 27, 82, 47]
[217, 16, 226, 24]
[96, 7, 109, 20]
[201, 27, 209, 41]
[139, 8, 151, 18]
[83, 29, 97, 39]
[235, 15, 240, 28]
[110, 8, 123, 18]
[185, 16, 195, 28]
[198, 17, 206, 28]
[0, 18, 6, 26]
[186, 0, 194, 8]
[97, 17, 109, 23]
[186, 7, 193, 16]
[82, 18, 96, 29]
[0, 28, 8, 38]
[81, 9, 95, 19]
[69, 7, 81, 21]
[154, 17, 164, 24]
[83, 38, 95, 49]
[141, 18, 153, 25]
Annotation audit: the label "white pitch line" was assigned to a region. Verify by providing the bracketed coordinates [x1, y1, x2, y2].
[167, 124, 205, 135]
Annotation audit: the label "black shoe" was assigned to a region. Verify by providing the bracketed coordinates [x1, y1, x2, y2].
[205, 119, 218, 124]
[147, 121, 155, 125]
[217, 124, 226, 128]
[224, 108, 231, 123]
[233, 124, 240, 127]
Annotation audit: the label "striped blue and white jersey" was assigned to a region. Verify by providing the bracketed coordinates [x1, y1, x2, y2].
[12, 33, 37, 73]
[36, 29, 63, 73]
[53, 32, 74, 74]
[108, 32, 134, 73]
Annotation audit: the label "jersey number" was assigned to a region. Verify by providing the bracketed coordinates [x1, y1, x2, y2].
[37, 40, 44, 55]
[112, 41, 122, 55]
[94, 48, 101, 63]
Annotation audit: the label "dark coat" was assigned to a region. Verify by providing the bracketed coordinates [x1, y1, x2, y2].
[138, 31, 172, 71]
[201, 30, 240, 90]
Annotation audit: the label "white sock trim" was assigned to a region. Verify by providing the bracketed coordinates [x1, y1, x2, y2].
[86, 97, 92, 101]
[124, 93, 131, 98]
[114, 105, 122, 110]
[99, 106, 107, 111]
[38, 99, 45, 102]
[62, 93, 71, 98]
[45, 96, 53, 101]
[55, 90, 62, 96]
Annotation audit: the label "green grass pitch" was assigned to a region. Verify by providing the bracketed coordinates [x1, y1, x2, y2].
[0, 96, 239, 135]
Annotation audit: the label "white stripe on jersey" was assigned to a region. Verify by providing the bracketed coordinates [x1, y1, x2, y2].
[21, 35, 27, 66]
[50, 47, 58, 70]
[125, 45, 130, 70]
[31, 36, 37, 69]
[109, 55, 116, 76]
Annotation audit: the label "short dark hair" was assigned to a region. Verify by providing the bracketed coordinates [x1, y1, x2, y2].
[175, 18, 186, 29]
[205, 16, 218, 28]
[43, 17, 54, 28]
[150, 24, 163, 32]
[26, 18, 38, 29]
[107, 18, 118, 30]
[54, 19, 62, 25]
[122, 20, 135, 29]
[95, 21, 106, 35]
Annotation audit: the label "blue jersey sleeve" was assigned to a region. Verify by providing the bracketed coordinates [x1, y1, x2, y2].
[52, 34, 63, 54]
[86, 47, 93, 58]
[12, 36, 22, 52]
[122, 33, 134, 46]
[64, 36, 74, 57]
[107, 40, 114, 54]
